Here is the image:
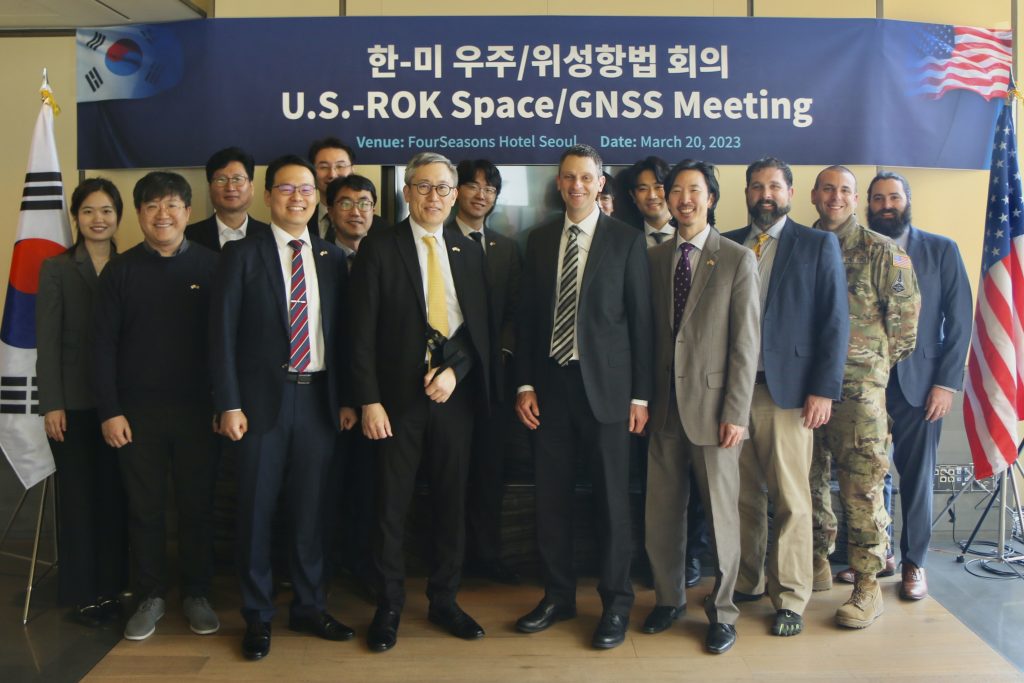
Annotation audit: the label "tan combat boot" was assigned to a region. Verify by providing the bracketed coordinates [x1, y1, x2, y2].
[812, 556, 832, 591]
[835, 573, 883, 628]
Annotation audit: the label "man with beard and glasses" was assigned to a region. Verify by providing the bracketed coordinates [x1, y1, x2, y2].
[807, 166, 920, 630]
[866, 171, 971, 602]
[723, 157, 848, 638]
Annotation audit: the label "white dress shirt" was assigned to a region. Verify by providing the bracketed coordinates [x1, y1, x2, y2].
[216, 213, 248, 247]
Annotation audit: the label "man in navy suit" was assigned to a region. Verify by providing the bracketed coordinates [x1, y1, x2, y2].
[723, 157, 848, 637]
[185, 147, 270, 252]
[867, 171, 972, 601]
[210, 154, 354, 660]
[514, 144, 653, 650]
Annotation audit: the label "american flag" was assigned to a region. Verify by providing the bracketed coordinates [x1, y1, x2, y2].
[963, 99, 1024, 480]
[914, 25, 1012, 101]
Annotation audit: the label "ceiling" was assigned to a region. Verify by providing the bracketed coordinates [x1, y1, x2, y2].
[0, 0, 205, 31]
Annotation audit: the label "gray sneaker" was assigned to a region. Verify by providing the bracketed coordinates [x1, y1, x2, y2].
[183, 596, 220, 635]
[124, 597, 165, 641]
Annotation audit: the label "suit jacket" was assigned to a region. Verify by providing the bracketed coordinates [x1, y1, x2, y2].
[723, 218, 848, 409]
[36, 243, 106, 413]
[648, 230, 760, 445]
[892, 226, 973, 407]
[185, 214, 270, 253]
[444, 217, 522, 396]
[210, 226, 348, 433]
[517, 212, 654, 424]
[349, 219, 491, 419]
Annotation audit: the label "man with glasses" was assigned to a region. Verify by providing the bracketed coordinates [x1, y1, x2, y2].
[350, 152, 491, 652]
[94, 172, 220, 642]
[326, 175, 376, 265]
[446, 159, 522, 585]
[185, 147, 270, 252]
[210, 155, 354, 660]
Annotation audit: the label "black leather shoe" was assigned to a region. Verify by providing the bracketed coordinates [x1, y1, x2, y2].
[475, 559, 521, 585]
[242, 621, 271, 660]
[367, 608, 400, 652]
[705, 623, 736, 654]
[685, 556, 702, 588]
[592, 612, 628, 649]
[287, 612, 354, 641]
[516, 600, 577, 633]
[428, 603, 485, 640]
[71, 604, 104, 628]
[732, 590, 765, 603]
[642, 605, 685, 634]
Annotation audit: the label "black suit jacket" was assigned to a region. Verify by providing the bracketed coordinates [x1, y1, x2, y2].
[349, 219, 491, 419]
[210, 226, 348, 433]
[517, 212, 653, 424]
[185, 214, 270, 253]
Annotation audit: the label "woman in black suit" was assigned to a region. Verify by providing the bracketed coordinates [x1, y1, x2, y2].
[36, 177, 128, 626]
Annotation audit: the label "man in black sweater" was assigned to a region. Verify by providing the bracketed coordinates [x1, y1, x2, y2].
[94, 172, 220, 642]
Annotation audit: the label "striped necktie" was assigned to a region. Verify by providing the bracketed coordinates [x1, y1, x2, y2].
[287, 239, 311, 371]
[551, 225, 581, 366]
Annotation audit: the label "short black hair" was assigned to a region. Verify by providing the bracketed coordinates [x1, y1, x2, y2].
[867, 170, 912, 201]
[665, 159, 720, 227]
[133, 171, 191, 210]
[326, 174, 378, 207]
[599, 172, 615, 197]
[456, 159, 502, 196]
[265, 155, 316, 191]
[745, 157, 793, 188]
[204, 146, 255, 183]
[71, 176, 123, 222]
[623, 156, 670, 194]
[307, 137, 356, 165]
[558, 143, 603, 176]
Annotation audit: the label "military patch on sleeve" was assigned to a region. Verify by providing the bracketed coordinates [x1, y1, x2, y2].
[892, 270, 906, 293]
[892, 252, 912, 268]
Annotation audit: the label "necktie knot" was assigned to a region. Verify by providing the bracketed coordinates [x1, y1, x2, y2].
[651, 232, 665, 245]
[568, 225, 580, 240]
[288, 239, 303, 253]
[680, 242, 695, 257]
[754, 231, 770, 258]
[469, 231, 483, 242]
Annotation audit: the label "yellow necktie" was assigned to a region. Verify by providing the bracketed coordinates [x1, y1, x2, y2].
[423, 235, 449, 338]
[754, 232, 770, 259]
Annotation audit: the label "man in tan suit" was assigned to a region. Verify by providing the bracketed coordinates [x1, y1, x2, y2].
[644, 159, 760, 655]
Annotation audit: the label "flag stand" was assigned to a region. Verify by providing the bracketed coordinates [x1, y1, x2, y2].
[0, 474, 58, 623]
[949, 449, 1024, 576]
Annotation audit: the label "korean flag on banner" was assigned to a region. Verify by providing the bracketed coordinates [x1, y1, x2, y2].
[76, 24, 184, 103]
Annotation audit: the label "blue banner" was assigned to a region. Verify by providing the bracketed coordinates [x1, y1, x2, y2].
[77, 17, 1009, 170]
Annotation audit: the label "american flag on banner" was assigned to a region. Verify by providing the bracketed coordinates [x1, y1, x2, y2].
[963, 97, 1024, 480]
[914, 25, 1012, 101]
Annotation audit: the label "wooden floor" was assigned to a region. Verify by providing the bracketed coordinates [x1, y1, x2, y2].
[85, 574, 1020, 682]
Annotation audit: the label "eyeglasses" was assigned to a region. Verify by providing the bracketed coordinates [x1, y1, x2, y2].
[462, 182, 497, 197]
[273, 183, 316, 196]
[316, 161, 352, 173]
[335, 198, 374, 211]
[211, 175, 249, 187]
[140, 200, 186, 215]
[410, 182, 454, 197]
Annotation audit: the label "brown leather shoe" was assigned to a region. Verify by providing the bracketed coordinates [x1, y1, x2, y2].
[900, 562, 928, 600]
[836, 555, 895, 584]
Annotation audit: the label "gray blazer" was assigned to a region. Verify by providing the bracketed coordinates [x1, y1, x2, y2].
[36, 243, 104, 413]
[647, 229, 760, 446]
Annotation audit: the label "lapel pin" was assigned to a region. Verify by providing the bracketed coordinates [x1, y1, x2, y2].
[189, 284, 200, 290]
[452, 246, 461, 253]
[319, 250, 328, 256]
[489, 241, 496, 247]
[706, 259, 715, 266]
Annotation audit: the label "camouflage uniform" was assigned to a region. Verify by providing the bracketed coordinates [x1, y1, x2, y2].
[809, 216, 920, 574]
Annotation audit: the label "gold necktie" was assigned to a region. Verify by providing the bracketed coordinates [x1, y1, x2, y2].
[423, 235, 449, 338]
[754, 232, 770, 259]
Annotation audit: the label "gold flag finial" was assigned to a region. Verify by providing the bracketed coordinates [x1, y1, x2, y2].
[39, 68, 61, 116]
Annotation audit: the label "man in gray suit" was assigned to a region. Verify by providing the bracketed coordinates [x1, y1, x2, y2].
[644, 159, 759, 654]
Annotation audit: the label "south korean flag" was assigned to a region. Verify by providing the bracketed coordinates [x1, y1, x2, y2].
[76, 24, 184, 103]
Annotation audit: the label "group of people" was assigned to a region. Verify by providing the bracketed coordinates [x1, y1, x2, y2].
[35, 138, 972, 662]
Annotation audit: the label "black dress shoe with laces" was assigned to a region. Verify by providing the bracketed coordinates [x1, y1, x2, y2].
[685, 556, 702, 587]
[705, 622, 736, 654]
[287, 612, 354, 641]
[242, 621, 271, 660]
[428, 603, 485, 639]
[515, 600, 577, 633]
[641, 605, 685, 634]
[592, 612, 628, 649]
[367, 608, 400, 652]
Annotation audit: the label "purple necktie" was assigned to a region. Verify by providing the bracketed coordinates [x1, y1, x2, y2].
[288, 239, 311, 372]
[673, 243, 695, 335]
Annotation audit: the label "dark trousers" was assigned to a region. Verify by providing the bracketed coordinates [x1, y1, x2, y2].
[374, 384, 473, 611]
[323, 427, 375, 582]
[887, 378, 943, 568]
[532, 362, 633, 615]
[51, 409, 128, 607]
[465, 396, 511, 564]
[235, 379, 336, 624]
[118, 404, 218, 600]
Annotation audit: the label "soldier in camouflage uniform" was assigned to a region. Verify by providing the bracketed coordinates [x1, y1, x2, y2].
[808, 166, 920, 629]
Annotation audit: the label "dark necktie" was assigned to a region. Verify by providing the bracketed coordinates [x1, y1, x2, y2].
[469, 230, 485, 254]
[288, 239, 311, 371]
[673, 242, 695, 335]
[650, 232, 665, 245]
[346, 251, 355, 273]
[551, 225, 581, 365]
